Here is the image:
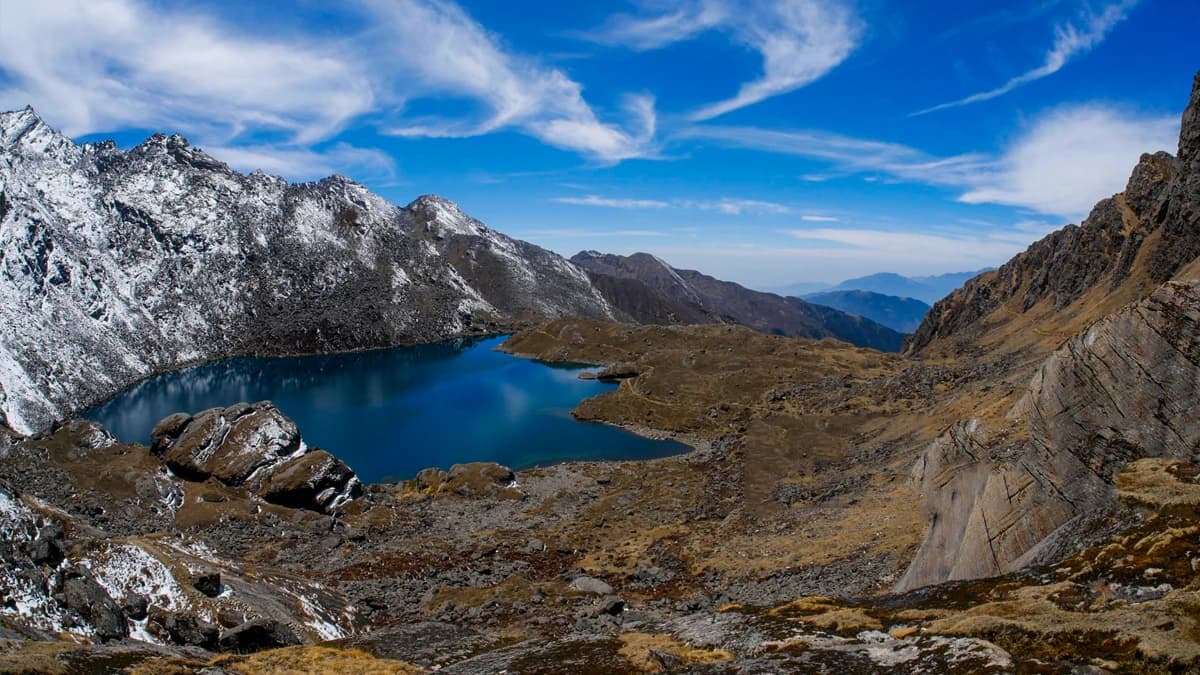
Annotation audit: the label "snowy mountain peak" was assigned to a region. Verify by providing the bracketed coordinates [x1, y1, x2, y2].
[0, 107, 76, 161]
[407, 194, 488, 237]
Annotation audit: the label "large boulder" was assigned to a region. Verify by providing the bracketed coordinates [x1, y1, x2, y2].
[57, 565, 127, 642]
[153, 403, 301, 484]
[151, 402, 360, 513]
[218, 618, 302, 653]
[254, 450, 362, 512]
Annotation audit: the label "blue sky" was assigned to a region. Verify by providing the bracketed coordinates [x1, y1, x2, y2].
[1, 0, 1196, 287]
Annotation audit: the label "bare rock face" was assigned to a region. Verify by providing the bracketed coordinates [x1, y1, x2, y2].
[151, 402, 360, 513]
[899, 280, 1200, 591]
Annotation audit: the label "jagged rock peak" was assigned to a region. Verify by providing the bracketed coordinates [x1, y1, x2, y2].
[406, 193, 488, 237]
[1179, 70, 1200, 165]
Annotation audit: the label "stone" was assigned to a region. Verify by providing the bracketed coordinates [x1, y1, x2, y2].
[218, 618, 301, 653]
[254, 450, 361, 513]
[122, 593, 149, 621]
[568, 576, 613, 595]
[149, 608, 219, 649]
[192, 569, 222, 597]
[57, 566, 126, 642]
[150, 403, 363, 513]
[899, 280, 1200, 591]
[150, 413, 192, 454]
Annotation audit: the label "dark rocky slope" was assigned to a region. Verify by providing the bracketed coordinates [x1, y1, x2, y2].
[572, 251, 906, 351]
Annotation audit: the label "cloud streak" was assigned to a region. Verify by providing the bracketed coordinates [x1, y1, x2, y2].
[553, 194, 793, 215]
[580, 0, 862, 121]
[365, 0, 657, 162]
[554, 195, 670, 209]
[913, 0, 1139, 116]
[0, 0, 659, 177]
[679, 103, 1178, 220]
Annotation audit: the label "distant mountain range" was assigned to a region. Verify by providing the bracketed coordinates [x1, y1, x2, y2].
[802, 290, 931, 333]
[571, 251, 906, 352]
[773, 269, 989, 305]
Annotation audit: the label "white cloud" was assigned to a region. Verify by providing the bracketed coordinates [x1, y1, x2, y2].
[0, 0, 373, 145]
[553, 195, 670, 209]
[957, 105, 1178, 217]
[524, 228, 667, 238]
[204, 143, 397, 182]
[679, 103, 1178, 220]
[553, 194, 792, 215]
[914, 0, 1139, 116]
[364, 0, 657, 162]
[0, 0, 658, 176]
[582, 2, 729, 51]
[580, 0, 862, 120]
[800, 214, 839, 222]
[685, 198, 792, 215]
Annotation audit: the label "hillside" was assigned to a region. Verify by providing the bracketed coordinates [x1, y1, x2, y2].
[0, 72, 1196, 674]
[803, 290, 931, 333]
[571, 251, 906, 351]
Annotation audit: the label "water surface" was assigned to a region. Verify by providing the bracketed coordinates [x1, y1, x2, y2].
[86, 336, 687, 482]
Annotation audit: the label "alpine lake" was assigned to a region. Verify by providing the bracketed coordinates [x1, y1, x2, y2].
[85, 336, 688, 483]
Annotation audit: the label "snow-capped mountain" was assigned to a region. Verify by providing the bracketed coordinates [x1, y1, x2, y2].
[0, 108, 615, 433]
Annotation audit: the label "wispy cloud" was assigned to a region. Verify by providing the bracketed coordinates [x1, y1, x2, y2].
[553, 195, 670, 209]
[553, 194, 792, 215]
[679, 103, 1178, 220]
[0, 0, 659, 176]
[913, 0, 1139, 116]
[800, 214, 839, 222]
[206, 143, 398, 183]
[581, 2, 729, 51]
[579, 0, 862, 121]
[368, 0, 658, 162]
[524, 228, 667, 238]
[957, 104, 1177, 216]
[0, 0, 373, 147]
[685, 198, 792, 215]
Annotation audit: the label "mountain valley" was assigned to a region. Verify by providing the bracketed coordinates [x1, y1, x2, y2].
[0, 63, 1197, 675]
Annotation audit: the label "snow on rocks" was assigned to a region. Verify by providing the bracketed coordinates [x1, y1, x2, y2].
[0, 108, 616, 435]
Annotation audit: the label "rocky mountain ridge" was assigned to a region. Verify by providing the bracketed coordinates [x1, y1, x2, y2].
[0, 107, 617, 434]
[571, 250, 906, 351]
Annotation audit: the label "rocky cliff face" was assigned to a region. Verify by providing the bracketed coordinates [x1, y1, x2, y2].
[906, 75, 1200, 358]
[899, 280, 1200, 590]
[572, 251, 907, 351]
[0, 109, 615, 434]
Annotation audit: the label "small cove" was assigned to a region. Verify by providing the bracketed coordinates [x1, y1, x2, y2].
[85, 336, 688, 483]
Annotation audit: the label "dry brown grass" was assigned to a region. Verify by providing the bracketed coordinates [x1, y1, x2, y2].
[616, 632, 732, 672]
[129, 646, 421, 675]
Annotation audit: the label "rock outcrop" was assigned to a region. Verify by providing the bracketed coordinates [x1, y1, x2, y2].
[151, 402, 361, 513]
[0, 111, 616, 434]
[571, 251, 907, 351]
[899, 279, 1200, 590]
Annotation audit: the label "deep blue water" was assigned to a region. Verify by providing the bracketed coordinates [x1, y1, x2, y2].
[85, 336, 687, 483]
